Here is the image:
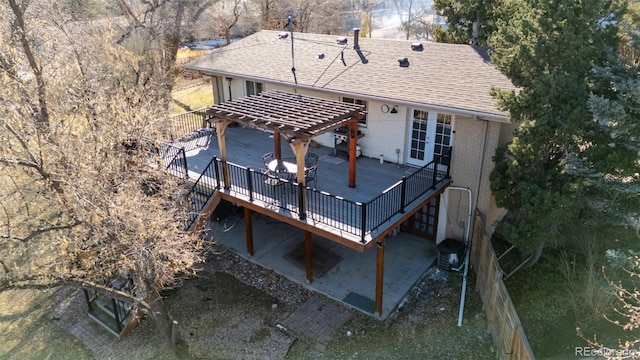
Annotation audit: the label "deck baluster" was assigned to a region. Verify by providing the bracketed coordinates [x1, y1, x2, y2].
[246, 167, 254, 202]
[213, 156, 221, 190]
[431, 157, 438, 190]
[400, 176, 407, 213]
[360, 202, 367, 243]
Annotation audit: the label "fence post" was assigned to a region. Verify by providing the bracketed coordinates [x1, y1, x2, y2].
[180, 148, 188, 178]
[246, 167, 254, 202]
[399, 177, 407, 213]
[488, 269, 503, 335]
[213, 156, 221, 190]
[360, 202, 367, 244]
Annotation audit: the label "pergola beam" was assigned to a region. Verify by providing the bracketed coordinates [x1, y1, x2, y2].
[206, 90, 364, 142]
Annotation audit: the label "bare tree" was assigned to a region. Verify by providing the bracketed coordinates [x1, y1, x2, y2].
[114, 0, 217, 77]
[1, 1, 207, 356]
[207, 0, 245, 45]
[249, 0, 352, 34]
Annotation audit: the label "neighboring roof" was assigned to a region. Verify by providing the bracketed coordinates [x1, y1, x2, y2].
[206, 90, 364, 142]
[186, 30, 517, 119]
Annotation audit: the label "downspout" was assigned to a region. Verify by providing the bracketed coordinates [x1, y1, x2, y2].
[454, 119, 488, 327]
[473, 119, 489, 217]
[447, 186, 472, 327]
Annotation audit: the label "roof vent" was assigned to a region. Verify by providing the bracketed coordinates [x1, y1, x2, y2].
[411, 42, 423, 51]
[316, 52, 325, 59]
[353, 28, 360, 50]
[336, 37, 348, 45]
[398, 57, 409, 67]
[278, 32, 289, 39]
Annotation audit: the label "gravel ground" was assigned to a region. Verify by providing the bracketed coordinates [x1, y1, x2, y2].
[1, 241, 494, 359]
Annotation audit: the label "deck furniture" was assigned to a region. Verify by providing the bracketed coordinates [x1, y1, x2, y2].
[305, 165, 318, 188]
[262, 152, 274, 168]
[305, 153, 319, 167]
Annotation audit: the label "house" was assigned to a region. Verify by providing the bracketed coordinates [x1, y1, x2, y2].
[179, 29, 517, 316]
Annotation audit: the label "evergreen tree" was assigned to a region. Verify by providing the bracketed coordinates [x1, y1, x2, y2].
[488, 0, 629, 265]
[432, 0, 498, 45]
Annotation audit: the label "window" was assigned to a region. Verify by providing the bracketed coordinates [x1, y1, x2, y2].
[245, 81, 264, 96]
[434, 113, 453, 156]
[342, 97, 367, 127]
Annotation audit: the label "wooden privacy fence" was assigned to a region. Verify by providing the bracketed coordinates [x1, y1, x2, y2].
[471, 210, 535, 360]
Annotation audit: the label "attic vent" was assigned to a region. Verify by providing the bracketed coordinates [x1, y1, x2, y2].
[411, 42, 423, 51]
[316, 53, 325, 59]
[278, 32, 289, 39]
[336, 37, 348, 45]
[398, 57, 409, 67]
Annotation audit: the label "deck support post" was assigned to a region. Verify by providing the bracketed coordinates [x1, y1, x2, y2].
[244, 207, 254, 256]
[305, 231, 313, 283]
[375, 241, 385, 316]
[348, 118, 358, 188]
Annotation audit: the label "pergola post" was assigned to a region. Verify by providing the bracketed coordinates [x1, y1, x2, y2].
[274, 131, 282, 161]
[215, 119, 233, 189]
[291, 141, 309, 220]
[375, 241, 385, 316]
[348, 118, 358, 188]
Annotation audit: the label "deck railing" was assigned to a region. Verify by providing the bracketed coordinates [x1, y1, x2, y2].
[183, 156, 219, 230]
[158, 141, 188, 178]
[182, 147, 452, 238]
[363, 147, 452, 236]
[167, 108, 209, 141]
[140, 137, 189, 178]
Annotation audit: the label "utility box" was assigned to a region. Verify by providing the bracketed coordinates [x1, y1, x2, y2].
[437, 238, 466, 272]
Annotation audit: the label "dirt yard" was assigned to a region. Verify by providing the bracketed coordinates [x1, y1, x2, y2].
[0, 244, 495, 359]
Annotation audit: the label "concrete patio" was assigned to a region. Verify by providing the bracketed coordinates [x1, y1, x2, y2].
[206, 211, 438, 319]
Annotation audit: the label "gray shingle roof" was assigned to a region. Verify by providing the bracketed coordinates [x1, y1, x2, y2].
[185, 30, 517, 118]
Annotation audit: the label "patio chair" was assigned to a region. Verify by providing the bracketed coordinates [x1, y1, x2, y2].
[305, 152, 319, 167]
[262, 152, 274, 167]
[305, 165, 318, 188]
[260, 168, 282, 207]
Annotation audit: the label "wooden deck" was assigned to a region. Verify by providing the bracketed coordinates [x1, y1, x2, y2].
[182, 126, 416, 201]
[176, 126, 450, 250]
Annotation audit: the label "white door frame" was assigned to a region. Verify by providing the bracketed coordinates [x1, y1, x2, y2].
[406, 108, 434, 167]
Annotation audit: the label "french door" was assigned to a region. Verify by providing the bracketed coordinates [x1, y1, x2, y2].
[401, 196, 440, 241]
[407, 109, 454, 167]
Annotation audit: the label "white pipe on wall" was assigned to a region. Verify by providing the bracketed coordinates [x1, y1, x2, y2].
[447, 186, 472, 327]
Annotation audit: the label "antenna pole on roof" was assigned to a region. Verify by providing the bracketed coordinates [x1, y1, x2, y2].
[287, 16, 298, 90]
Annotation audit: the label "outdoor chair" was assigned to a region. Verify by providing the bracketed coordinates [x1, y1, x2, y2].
[305, 152, 319, 167]
[305, 165, 318, 188]
[260, 168, 283, 207]
[262, 152, 274, 167]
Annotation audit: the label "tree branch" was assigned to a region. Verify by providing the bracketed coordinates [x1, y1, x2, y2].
[0, 220, 81, 243]
[7, 0, 50, 130]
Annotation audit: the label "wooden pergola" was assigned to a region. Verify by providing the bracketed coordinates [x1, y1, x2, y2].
[206, 90, 365, 192]
[199, 90, 445, 316]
